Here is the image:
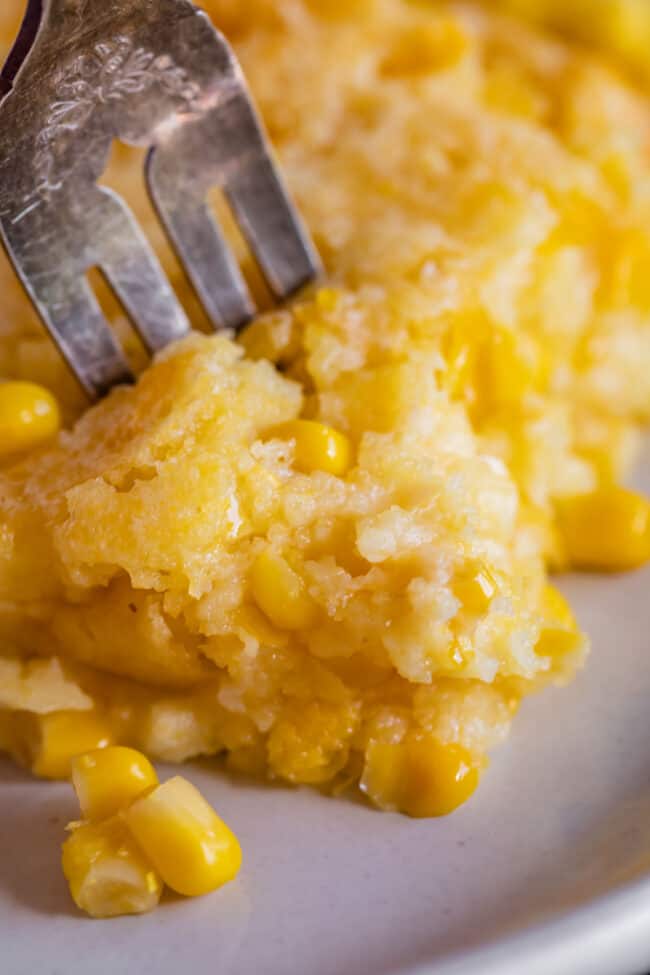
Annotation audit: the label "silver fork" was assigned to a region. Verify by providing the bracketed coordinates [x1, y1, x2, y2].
[0, 0, 321, 399]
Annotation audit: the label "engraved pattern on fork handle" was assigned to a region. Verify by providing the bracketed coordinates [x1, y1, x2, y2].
[0, 0, 321, 399]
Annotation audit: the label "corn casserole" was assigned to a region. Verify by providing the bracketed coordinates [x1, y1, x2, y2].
[1, 0, 650, 817]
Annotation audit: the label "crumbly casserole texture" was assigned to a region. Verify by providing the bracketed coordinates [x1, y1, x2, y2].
[1, 0, 649, 813]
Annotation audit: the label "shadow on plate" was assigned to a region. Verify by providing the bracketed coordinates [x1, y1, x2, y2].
[0, 757, 78, 917]
[190, 752, 371, 810]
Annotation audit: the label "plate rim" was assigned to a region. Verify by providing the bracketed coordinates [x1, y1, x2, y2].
[393, 871, 650, 975]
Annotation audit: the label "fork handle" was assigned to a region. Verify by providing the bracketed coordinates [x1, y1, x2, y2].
[2, 0, 201, 96]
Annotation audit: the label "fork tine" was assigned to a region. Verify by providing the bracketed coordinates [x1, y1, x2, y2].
[152, 197, 256, 331]
[146, 152, 255, 331]
[225, 152, 321, 301]
[147, 71, 319, 327]
[14, 266, 133, 399]
[96, 188, 191, 354]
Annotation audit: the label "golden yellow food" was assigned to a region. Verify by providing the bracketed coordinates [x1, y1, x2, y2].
[536, 583, 582, 660]
[1, 0, 650, 816]
[268, 419, 353, 476]
[494, 0, 650, 85]
[557, 486, 650, 571]
[250, 548, 319, 632]
[0, 380, 61, 457]
[124, 776, 242, 897]
[71, 746, 159, 821]
[62, 816, 164, 919]
[61, 748, 241, 917]
[6, 710, 113, 780]
[361, 737, 481, 817]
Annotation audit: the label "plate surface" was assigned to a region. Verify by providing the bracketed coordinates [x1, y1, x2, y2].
[3, 455, 650, 975]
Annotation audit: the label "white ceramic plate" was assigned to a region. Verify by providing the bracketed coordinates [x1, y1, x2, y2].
[3, 455, 650, 975]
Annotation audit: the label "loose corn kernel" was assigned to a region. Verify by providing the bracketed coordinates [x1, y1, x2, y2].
[0, 380, 61, 457]
[557, 487, 650, 571]
[9, 710, 112, 780]
[62, 816, 163, 918]
[71, 746, 158, 822]
[124, 776, 242, 897]
[250, 549, 317, 630]
[269, 419, 352, 476]
[453, 562, 499, 613]
[536, 583, 581, 659]
[361, 738, 480, 818]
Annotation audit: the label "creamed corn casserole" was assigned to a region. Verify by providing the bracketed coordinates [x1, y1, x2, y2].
[1, 0, 650, 816]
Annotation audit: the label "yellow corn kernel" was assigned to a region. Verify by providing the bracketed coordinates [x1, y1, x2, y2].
[453, 563, 499, 614]
[62, 816, 163, 918]
[479, 330, 542, 413]
[536, 583, 581, 658]
[608, 228, 650, 310]
[124, 776, 242, 897]
[484, 64, 546, 119]
[444, 342, 473, 400]
[440, 314, 492, 408]
[315, 287, 340, 312]
[71, 746, 159, 822]
[441, 330, 476, 402]
[0, 380, 61, 457]
[270, 419, 352, 476]
[596, 0, 650, 65]
[9, 710, 113, 780]
[250, 549, 317, 630]
[236, 605, 289, 649]
[381, 20, 467, 77]
[540, 583, 574, 628]
[305, 0, 377, 20]
[557, 487, 650, 572]
[361, 738, 480, 818]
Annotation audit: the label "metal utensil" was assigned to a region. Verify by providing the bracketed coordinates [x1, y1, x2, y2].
[0, 0, 321, 398]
